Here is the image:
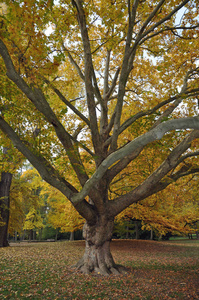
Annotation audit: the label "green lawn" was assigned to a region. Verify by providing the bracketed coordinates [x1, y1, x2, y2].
[0, 239, 198, 299]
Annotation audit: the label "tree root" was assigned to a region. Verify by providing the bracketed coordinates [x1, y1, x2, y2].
[72, 259, 129, 276]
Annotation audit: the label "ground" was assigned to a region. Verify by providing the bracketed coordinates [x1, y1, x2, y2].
[0, 239, 198, 299]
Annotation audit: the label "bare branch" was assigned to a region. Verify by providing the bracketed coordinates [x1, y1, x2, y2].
[104, 67, 121, 101]
[139, 0, 190, 42]
[109, 0, 139, 152]
[104, 88, 198, 149]
[128, 0, 190, 70]
[137, 0, 166, 38]
[64, 47, 85, 81]
[151, 70, 190, 129]
[43, 77, 90, 127]
[70, 134, 95, 157]
[139, 24, 199, 45]
[177, 151, 199, 165]
[103, 50, 111, 98]
[72, 0, 102, 159]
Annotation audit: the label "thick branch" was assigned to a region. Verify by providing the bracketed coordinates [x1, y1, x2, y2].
[178, 151, 199, 164]
[108, 130, 199, 218]
[144, 165, 199, 198]
[0, 116, 72, 198]
[107, 145, 143, 184]
[0, 115, 96, 221]
[71, 117, 199, 204]
[109, 0, 139, 152]
[73, 0, 102, 159]
[0, 39, 89, 186]
[104, 86, 199, 149]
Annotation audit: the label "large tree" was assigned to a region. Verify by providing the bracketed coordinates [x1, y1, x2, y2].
[0, 0, 199, 274]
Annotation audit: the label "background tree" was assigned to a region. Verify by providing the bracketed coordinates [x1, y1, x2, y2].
[0, 135, 24, 246]
[0, 0, 199, 274]
[0, 148, 12, 247]
[42, 183, 84, 239]
[113, 129, 199, 238]
[8, 168, 46, 240]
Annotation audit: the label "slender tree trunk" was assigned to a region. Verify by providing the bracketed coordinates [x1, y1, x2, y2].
[126, 225, 129, 239]
[150, 228, 153, 240]
[15, 231, 17, 242]
[22, 230, 26, 240]
[74, 216, 127, 275]
[39, 228, 43, 240]
[194, 223, 199, 240]
[134, 221, 139, 240]
[55, 228, 58, 241]
[70, 231, 74, 241]
[0, 171, 13, 247]
[29, 230, 33, 241]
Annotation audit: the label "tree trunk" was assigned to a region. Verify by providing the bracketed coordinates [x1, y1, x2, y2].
[15, 231, 18, 242]
[134, 220, 139, 240]
[150, 228, 153, 240]
[70, 231, 74, 241]
[74, 217, 127, 275]
[126, 225, 129, 239]
[29, 229, 33, 241]
[55, 228, 58, 241]
[0, 171, 13, 247]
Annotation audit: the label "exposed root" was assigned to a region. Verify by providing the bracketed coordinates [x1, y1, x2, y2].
[73, 257, 129, 276]
[71, 219, 130, 276]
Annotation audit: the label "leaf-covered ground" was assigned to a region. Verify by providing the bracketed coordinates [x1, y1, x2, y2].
[0, 239, 198, 299]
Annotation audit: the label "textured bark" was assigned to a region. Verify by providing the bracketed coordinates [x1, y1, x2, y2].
[74, 218, 127, 275]
[0, 172, 12, 247]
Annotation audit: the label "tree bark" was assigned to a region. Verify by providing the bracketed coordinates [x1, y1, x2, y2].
[74, 217, 127, 275]
[0, 171, 12, 247]
[70, 231, 74, 241]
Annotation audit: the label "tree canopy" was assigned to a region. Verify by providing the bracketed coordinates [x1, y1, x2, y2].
[0, 0, 199, 274]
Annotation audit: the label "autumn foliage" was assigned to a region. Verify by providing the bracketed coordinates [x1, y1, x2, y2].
[0, 0, 199, 274]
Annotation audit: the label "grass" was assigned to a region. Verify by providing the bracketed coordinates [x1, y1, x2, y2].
[0, 239, 198, 299]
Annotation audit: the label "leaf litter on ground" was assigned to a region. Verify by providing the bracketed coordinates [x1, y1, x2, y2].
[0, 239, 198, 299]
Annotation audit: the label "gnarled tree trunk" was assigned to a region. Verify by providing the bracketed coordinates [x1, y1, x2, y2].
[0, 171, 12, 247]
[74, 216, 126, 276]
